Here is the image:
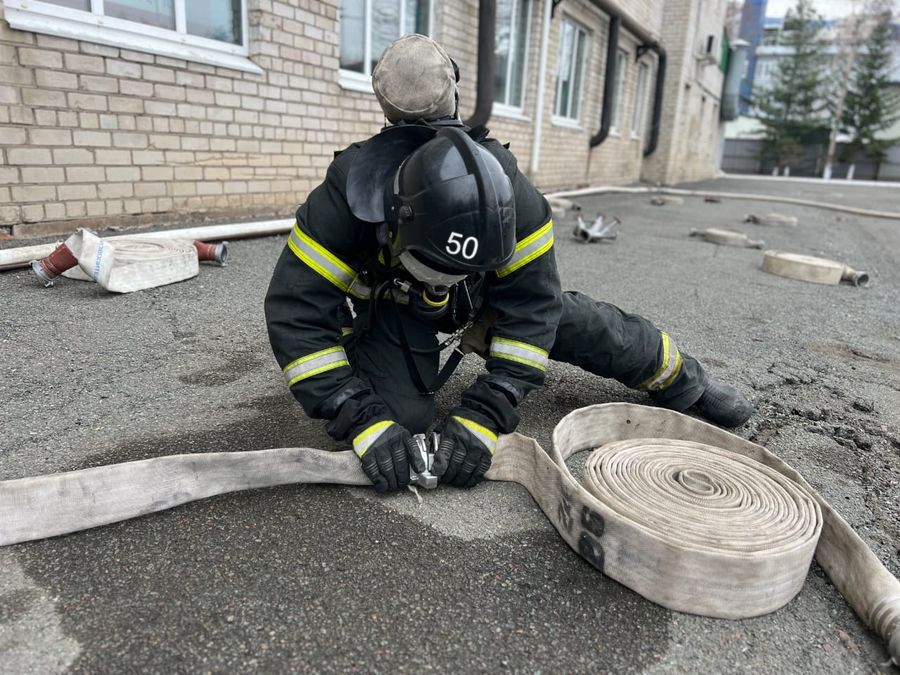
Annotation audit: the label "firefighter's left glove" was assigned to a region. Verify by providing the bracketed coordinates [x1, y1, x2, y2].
[352, 421, 426, 493]
[432, 408, 498, 488]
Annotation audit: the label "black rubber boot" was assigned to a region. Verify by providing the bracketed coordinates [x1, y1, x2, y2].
[689, 379, 754, 428]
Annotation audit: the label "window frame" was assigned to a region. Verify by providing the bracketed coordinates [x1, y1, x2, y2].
[3, 0, 259, 73]
[338, 0, 435, 93]
[608, 47, 628, 134]
[492, 0, 533, 118]
[551, 15, 589, 126]
[631, 60, 649, 138]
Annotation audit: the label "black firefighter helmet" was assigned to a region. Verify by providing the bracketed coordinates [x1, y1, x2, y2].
[383, 127, 516, 285]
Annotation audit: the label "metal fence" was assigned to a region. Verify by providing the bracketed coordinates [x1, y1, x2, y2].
[722, 139, 900, 181]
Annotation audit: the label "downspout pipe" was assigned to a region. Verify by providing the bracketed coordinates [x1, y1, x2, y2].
[587, 1, 666, 157]
[643, 45, 665, 157]
[464, 0, 497, 129]
[589, 15, 619, 148]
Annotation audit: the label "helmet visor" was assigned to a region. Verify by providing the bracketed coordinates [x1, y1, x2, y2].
[398, 250, 468, 287]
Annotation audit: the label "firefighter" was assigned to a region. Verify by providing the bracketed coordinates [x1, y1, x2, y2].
[265, 35, 753, 494]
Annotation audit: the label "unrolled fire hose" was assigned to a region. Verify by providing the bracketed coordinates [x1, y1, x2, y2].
[547, 186, 900, 222]
[1, 403, 898, 664]
[2, 184, 898, 274]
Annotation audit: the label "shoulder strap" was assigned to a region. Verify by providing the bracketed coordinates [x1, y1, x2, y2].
[466, 125, 490, 142]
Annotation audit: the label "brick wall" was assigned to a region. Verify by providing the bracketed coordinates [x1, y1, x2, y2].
[641, 0, 727, 184]
[0, 0, 388, 237]
[444, 0, 665, 191]
[0, 0, 723, 238]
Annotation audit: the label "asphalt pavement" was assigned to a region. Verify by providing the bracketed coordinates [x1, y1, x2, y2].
[1, 176, 899, 673]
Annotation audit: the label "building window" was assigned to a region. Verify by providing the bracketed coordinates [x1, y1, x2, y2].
[3, 0, 256, 72]
[608, 48, 628, 132]
[494, 0, 531, 111]
[340, 0, 431, 91]
[553, 17, 588, 122]
[631, 61, 649, 136]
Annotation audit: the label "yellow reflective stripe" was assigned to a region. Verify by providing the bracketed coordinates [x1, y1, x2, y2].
[452, 416, 497, 456]
[496, 220, 554, 278]
[341, 327, 354, 336]
[489, 336, 549, 371]
[283, 346, 350, 386]
[639, 332, 683, 391]
[353, 420, 395, 458]
[287, 223, 356, 292]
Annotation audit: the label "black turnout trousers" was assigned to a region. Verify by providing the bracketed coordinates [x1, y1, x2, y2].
[344, 290, 708, 434]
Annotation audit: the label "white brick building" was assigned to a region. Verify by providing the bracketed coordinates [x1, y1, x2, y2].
[0, 0, 728, 238]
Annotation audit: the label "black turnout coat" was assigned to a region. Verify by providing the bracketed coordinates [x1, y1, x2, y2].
[265, 125, 562, 441]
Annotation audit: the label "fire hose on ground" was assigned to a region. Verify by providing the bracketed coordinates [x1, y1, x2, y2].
[545, 185, 900, 222]
[0, 219, 294, 272]
[2, 183, 898, 276]
[1, 404, 898, 665]
[0, 192, 897, 662]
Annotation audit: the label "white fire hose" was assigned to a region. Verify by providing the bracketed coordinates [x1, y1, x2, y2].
[0, 219, 293, 272]
[28, 229, 224, 293]
[1, 404, 897, 665]
[546, 186, 900, 221]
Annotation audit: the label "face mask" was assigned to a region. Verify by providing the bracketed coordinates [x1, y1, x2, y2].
[398, 250, 468, 287]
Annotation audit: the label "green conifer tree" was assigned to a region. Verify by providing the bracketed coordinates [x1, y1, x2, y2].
[755, 0, 830, 170]
[841, 9, 900, 172]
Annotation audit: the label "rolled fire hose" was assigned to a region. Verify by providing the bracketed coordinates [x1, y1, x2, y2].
[689, 227, 765, 249]
[0, 404, 897, 664]
[31, 229, 227, 293]
[0, 218, 292, 272]
[762, 251, 870, 287]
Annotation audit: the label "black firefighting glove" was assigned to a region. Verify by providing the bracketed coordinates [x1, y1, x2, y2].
[352, 420, 426, 493]
[432, 407, 498, 488]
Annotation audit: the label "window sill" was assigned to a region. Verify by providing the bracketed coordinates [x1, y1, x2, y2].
[551, 115, 583, 130]
[4, 0, 261, 74]
[339, 69, 374, 94]
[492, 103, 530, 122]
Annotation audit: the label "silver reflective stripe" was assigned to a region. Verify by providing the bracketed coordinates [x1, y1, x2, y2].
[287, 223, 356, 293]
[496, 220, 554, 278]
[346, 274, 372, 300]
[282, 346, 350, 386]
[639, 332, 683, 391]
[453, 416, 497, 456]
[352, 420, 395, 458]
[489, 337, 549, 371]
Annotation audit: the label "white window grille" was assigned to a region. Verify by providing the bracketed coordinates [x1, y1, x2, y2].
[494, 0, 532, 113]
[339, 0, 432, 92]
[3, 0, 258, 73]
[631, 61, 649, 136]
[553, 17, 589, 123]
[608, 47, 628, 132]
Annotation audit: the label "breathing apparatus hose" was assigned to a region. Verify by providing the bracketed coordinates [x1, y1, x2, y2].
[361, 277, 484, 394]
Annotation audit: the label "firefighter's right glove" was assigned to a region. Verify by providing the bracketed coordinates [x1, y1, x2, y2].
[432, 410, 498, 488]
[352, 421, 426, 493]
